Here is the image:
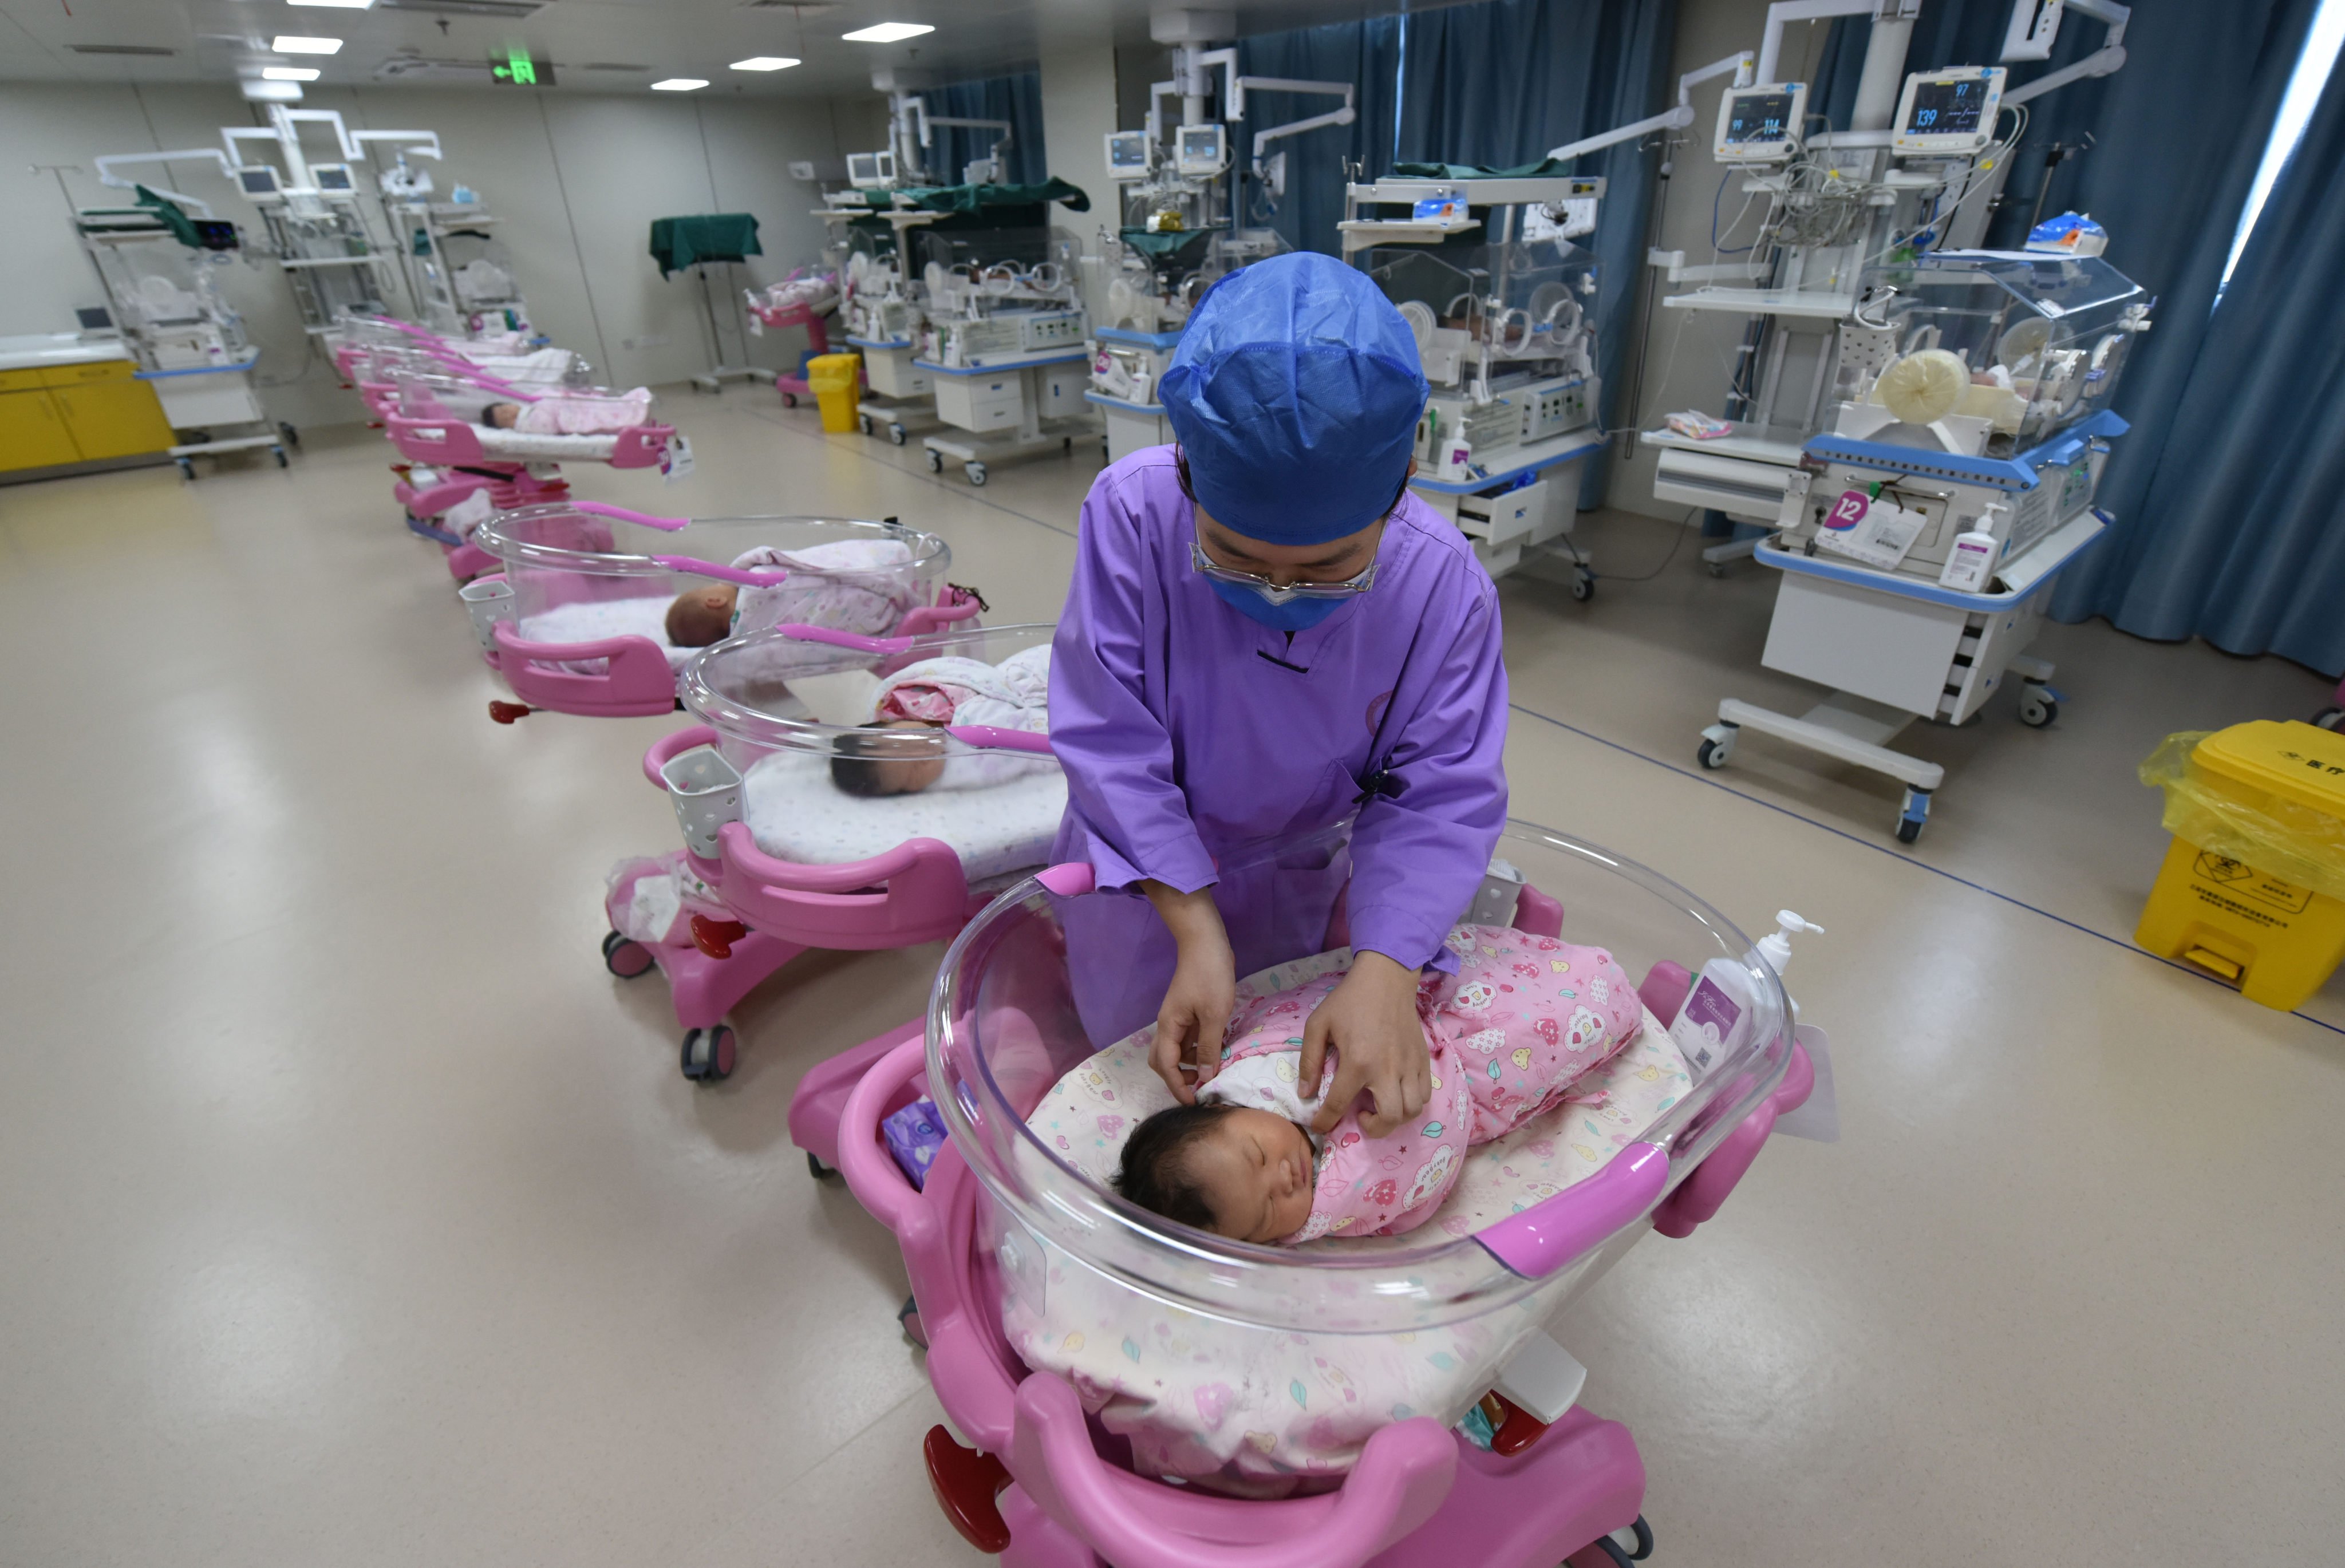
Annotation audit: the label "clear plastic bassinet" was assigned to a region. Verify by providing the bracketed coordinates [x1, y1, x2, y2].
[926, 821, 1794, 1346]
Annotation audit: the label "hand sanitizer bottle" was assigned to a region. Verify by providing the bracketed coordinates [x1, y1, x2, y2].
[1669, 910, 1823, 1079]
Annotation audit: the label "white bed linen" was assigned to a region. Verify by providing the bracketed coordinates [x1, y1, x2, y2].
[740, 749, 1065, 882]
[475, 425, 625, 461]
[516, 596, 693, 673]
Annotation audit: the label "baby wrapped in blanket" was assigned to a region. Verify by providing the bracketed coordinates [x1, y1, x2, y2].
[664, 538, 923, 647]
[480, 388, 653, 435]
[830, 645, 1051, 796]
[1118, 925, 1643, 1243]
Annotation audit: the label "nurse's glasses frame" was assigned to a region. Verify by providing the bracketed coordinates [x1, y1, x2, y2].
[1176, 448, 1399, 601]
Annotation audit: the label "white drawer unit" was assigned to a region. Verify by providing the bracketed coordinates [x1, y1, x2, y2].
[934, 373, 1023, 434]
[862, 347, 931, 400]
[1456, 479, 1547, 548]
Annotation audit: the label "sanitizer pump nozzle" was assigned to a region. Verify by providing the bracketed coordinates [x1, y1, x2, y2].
[1755, 910, 1823, 976]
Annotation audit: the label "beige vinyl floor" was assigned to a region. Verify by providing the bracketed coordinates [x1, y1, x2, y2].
[2, 388, 2340, 1568]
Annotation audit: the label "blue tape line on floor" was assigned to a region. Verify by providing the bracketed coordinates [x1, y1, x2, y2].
[1509, 701, 2345, 1040]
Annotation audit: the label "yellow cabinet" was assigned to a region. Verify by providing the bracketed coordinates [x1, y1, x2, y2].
[50, 379, 176, 460]
[0, 388, 81, 471]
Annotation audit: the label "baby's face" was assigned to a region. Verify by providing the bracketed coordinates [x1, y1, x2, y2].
[851, 718, 949, 794]
[488, 402, 522, 428]
[1182, 1106, 1317, 1243]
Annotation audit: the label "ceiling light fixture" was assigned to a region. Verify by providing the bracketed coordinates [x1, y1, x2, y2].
[271, 35, 346, 53]
[729, 56, 800, 70]
[840, 22, 933, 43]
[262, 65, 322, 80]
[287, 0, 377, 9]
[650, 77, 709, 90]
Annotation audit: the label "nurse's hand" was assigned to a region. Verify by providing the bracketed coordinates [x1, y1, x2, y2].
[1301, 953, 1431, 1139]
[1143, 881, 1237, 1104]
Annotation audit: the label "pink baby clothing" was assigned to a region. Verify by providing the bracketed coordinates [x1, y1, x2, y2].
[1197, 924, 1644, 1242]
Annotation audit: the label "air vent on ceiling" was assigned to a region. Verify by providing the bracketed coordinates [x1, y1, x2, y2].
[373, 56, 499, 81]
[69, 44, 176, 57]
[739, 2, 839, 13]
[381, 0, 547, 18]
[581, 62, 649, 72]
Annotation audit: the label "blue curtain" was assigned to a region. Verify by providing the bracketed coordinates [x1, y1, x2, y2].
[1388, 0, 1679, 504]
[1236, 17, 1404, 258]
[2059, 34, 2344, 673]
[930, 71, 1048, 187]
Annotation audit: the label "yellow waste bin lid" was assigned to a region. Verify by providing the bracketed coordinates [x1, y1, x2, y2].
[2192, 720, 2345, 820]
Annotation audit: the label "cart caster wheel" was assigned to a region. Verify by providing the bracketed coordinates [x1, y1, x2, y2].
[1570, 569, 1595, 603]
[925, 449, 944, 473]
[176, 457, 195, 480]
[601, 930, 654, 979]
[859, 412, 874, 436]
[2316, 707, 2343, 731]
[1061, 436, 1072, 453]
[2017, 682, 2062, 728]
[889, 422, 907, 445]
[278, 421, 299, 448]
[899, 1294, 928, 1349]
[806, 1151, 836, 1180]
[965, 461, 988, 487]
[1896, 787, 1931, 845]
[780, 391, 798, 408]
[1565, 1533, 1637, 1568]
[680, 1025, 736, 1083]
[272, 445, 289, 468]
[1696, 722, 1736, 770]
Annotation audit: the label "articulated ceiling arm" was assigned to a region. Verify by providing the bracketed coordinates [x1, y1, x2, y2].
[92, 148, 235, 216]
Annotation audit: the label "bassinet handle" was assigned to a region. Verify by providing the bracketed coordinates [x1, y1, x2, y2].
[837, 1036, 928, 1237]
[571, 501, 692, 532]
[1473, 1141, 1669, 1279]
[943, 724, 1053, 756]
[650, 555, 792, 587]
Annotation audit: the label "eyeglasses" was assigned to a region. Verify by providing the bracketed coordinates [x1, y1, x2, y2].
[1190, 528, 1380, 602]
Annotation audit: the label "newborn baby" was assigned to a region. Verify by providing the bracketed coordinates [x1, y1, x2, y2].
[661, 536, 931, 650]
[832, 644, 1051, 796]
[1116, 926, 1644, 1243]
[480, 387, 653, 435]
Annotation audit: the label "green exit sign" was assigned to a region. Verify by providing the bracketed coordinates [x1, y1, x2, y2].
[488, 49, 554, 86]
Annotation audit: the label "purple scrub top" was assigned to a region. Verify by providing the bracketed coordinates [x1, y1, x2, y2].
[1048, 448, 1509, 1044]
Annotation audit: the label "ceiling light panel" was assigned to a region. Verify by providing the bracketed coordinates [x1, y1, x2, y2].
[650, 78, 709, 91]
[729, 57, 800, 70]
[262, 66, 322, 80]
[287, 0, 376, 9]
[841, 22, 934, 43]
[272, 35, 346, 54]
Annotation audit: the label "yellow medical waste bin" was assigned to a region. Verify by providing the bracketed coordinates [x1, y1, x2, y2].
[807, 353, 862, 434]
[2136, 720, 2345, 1009]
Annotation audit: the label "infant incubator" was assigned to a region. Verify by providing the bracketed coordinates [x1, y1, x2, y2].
[826, 821, 1822, 1566]
[618, 623, 1059, 1081]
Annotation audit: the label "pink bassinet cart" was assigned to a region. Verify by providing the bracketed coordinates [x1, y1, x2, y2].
[611, 620, 1050, 1079]
[822, 824, 1818, 1567]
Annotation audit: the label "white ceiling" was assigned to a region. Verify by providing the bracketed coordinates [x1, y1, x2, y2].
[0, 0, 1425, 98]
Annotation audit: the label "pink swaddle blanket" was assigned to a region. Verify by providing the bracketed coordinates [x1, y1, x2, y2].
[512, 388, 653, 435]
[872, 645, 1052, 788]
[1198, 925, 1644, 1242]
[729, 539, 921, 638]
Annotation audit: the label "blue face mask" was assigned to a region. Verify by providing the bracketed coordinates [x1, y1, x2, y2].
[1208, 577, 1351, 631]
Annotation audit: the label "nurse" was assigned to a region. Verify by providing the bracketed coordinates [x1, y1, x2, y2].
[1050, 253, 1508, 1140]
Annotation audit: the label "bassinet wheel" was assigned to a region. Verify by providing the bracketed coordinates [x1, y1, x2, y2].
[176, 457, 195, 480]
[806, 1151, 835, 1180]
[889, 422, 907, 445]
[278, 421, 299, 448]
[898, 1294, 927, 1348]
[965, 461, 988, 487]
[780, 391, 798, 408]
[859, 412, 874, 436]
[601, 930, 654, 979]
[925, 448, 944, 473]
[1564, 1534, 1636, 1568]
[1621, 1516, 1654, 1560]
[2318, 706, 2343, 730]
[681, 1025, 736, 1083]
[272, 445, 289, 468]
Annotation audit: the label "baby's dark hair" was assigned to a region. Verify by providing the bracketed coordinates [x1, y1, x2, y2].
[830, 720, 905, 796]
[1114, 1100, 1238, 1230]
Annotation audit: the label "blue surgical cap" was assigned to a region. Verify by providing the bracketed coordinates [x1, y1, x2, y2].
[1159, 252, 1430, 546]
